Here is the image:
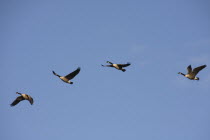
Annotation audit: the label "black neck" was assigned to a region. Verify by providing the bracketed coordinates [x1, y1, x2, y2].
[179, 72, 185, 76]
[107, 61, 113, 65]
[16, 92, 22, 95]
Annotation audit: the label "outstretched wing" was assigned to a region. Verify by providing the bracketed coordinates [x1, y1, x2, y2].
[27, 95, 34, 105]
[187, 65, 192, 74]
[192, 65, 206, 75]
[65, 67, 81, 80]
[10, 96, 25, 107]
[52, 71, 61, 77]
[118, 63, 131, 67]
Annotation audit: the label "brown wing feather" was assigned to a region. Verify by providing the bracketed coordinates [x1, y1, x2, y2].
[28, 96, 34, 105]
[187, 65, 192, 74]
[52, 71, 61, 77]
[192, 65, 206, 75]
[10, 96, 25, 107]
[65, 67, 81, 80]
[118, 63, 131, 67]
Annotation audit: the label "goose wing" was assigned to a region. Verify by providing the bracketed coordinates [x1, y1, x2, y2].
[27, 95, 34, 105]
[10, 96, 25, 107]
[192, 65, 206, 75]
[52, 71, 61, 77]
[65, 67, 81, 80]
[187, 65, 192, 74]
[118, 63, 131, 67]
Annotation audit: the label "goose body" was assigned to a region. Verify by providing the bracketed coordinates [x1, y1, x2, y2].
[178, 65, 206, 80]
[102, 61, 131, 72]
[113, 64, 120, 69]
[52, 67, 80, 84]
[11, 92, 33, 106]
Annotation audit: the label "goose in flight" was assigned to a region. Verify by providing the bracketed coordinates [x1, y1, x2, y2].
[52, 67, 80, 84]
[178, 65, 206, 80]
[101, 61, 131, 72]
[10, 92, 34, 107]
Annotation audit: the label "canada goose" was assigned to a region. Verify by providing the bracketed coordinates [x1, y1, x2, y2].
[178, 65, 207, 80]
[101, 61, 131, 72]
[10, 92, 34, 107]
[52, 67, 80, 84]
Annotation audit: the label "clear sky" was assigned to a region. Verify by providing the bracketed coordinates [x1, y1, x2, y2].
[1, 0, 210, 140]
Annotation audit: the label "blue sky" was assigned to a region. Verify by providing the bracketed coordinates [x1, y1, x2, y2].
[1, 0, 210, 140]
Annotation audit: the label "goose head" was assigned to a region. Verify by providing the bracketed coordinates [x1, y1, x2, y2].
[178, 72, 186, 76]
[16, 92, 21, 95]
[178, 72, 184, 75]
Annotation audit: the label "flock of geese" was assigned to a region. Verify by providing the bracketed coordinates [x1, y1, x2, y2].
[10, 61, 207, 107]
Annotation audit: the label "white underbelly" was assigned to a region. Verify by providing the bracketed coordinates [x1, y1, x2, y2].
[60, 77, 69, 82]
[185, 74, 195, 79]
[22, 94, 29, 99]
[113, 64, 120, 69]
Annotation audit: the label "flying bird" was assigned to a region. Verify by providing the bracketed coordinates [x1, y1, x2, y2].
[10, 92, 34, 107]
[101, 61, 131, 72]
[52, 67, 80, 84]
[178, 65, 207, 80]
